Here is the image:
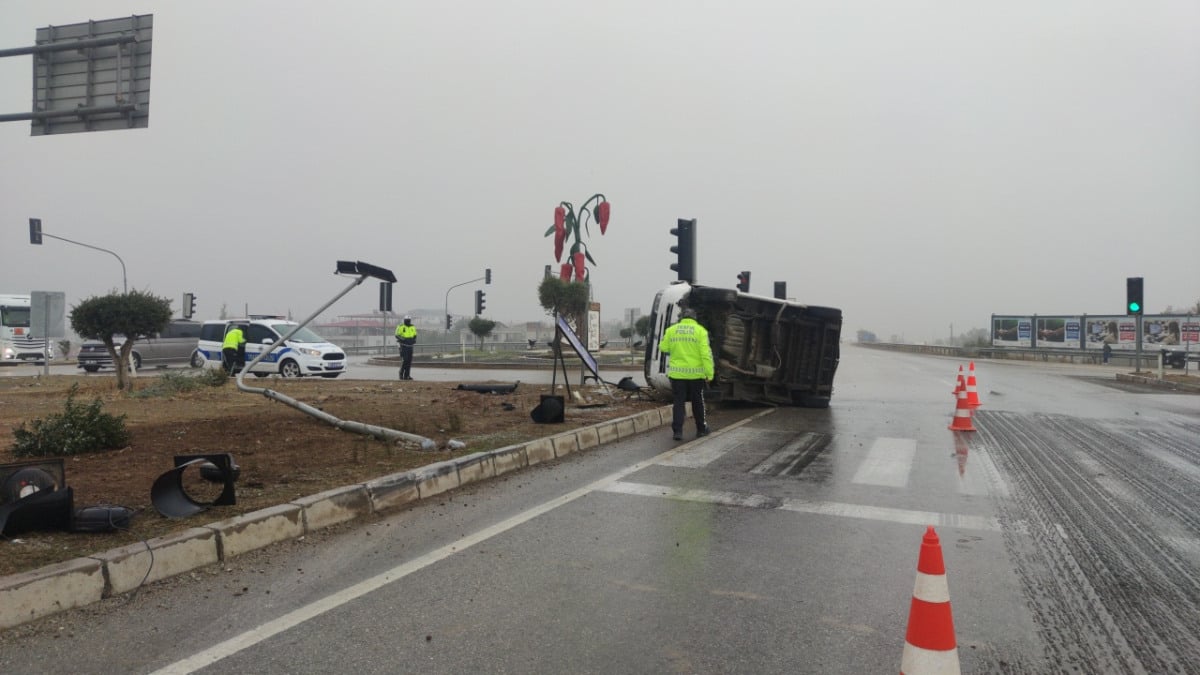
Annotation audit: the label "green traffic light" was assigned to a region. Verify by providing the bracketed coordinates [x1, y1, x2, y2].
[1129, 302, 1140, 312]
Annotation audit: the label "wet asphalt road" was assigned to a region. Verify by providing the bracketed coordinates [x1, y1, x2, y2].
[2, 346, 1199, 673]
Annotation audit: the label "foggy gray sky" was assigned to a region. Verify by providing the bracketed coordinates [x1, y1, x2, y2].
[3, 1, 1198, 342]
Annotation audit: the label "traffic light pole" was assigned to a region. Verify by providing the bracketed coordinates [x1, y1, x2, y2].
[1135, 315, 1142, 374]
[30, 226, 128, 294]
[444, 271, 490, 340]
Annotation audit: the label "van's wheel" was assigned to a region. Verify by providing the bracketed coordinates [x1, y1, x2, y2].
[190, 350, 206, 368]
[279, 360, 302, 378]
[131, 353, 142, 370]
[252, 372, 269, 378]
[82, 365, 100, 373]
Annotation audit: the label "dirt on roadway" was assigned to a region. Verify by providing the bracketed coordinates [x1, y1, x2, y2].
[0, 373, 665, 578]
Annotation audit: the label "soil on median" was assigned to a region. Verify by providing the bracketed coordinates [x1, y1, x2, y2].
[0, 373, 666, 578]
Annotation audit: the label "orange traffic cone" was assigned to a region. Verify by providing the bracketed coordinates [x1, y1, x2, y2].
[948, 375, 975, 432]
[965, 362, 982, 409]
[951, 365, 964, 397]
[901, 526, 960, 675]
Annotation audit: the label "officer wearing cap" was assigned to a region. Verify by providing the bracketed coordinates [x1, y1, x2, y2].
[395, 315, 417, 380]
[658, 307, 714, 440]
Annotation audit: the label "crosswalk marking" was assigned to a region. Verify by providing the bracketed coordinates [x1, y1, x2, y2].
[658, 427, 759, 468]
[851, 437, 916, 487]
[602, 481, 1000, 532]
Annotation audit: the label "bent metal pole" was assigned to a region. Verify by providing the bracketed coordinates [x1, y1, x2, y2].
[234, 271, 447, 452]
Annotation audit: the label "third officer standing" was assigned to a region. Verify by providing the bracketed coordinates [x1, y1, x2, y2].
[395, 315, 417, 380]
[657, 307, 714, 440]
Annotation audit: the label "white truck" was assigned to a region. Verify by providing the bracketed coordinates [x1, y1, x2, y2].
[644, 282, 842, 407]
[0, 294, 48, 362]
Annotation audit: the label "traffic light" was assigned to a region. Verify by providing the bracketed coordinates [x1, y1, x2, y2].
[379, 281, 393, 312]
[446, 314, 452, 330]
[736, 270, 751, 292]
[1126, 276, 1144, 316]
[485, 268, 492, 284]
[773, 281, 787, 299]
[670, 218, 696, 283]
[183, 292, 196, 319]
[29, 218, 42, 245]
[474, 289, 486, 315]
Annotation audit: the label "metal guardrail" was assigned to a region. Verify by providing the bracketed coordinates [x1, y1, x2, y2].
[857, 342, 1196, 370]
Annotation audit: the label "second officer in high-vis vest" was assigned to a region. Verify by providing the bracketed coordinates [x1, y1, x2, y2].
[395, 315, 417, 380]
[657, 308, 714, 441]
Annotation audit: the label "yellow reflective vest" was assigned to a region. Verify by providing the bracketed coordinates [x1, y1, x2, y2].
[395, 324, 417, 343]
[658, 318, 714, 381]
[222, 327, 245, 350]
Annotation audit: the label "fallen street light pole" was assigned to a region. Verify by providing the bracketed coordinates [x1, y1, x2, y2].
[235, 260, 459, 452]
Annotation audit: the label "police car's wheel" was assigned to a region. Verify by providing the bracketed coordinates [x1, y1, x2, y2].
[190, 350, 205, 368]
[279, 360, 302, 378]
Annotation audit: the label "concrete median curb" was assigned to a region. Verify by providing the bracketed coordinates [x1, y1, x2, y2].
[0, 403, 676, 632]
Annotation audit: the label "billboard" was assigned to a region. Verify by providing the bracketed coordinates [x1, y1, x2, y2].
[994, 313, 1197, 352]
[992, 316, 1032, 347]
[1084, 316, 1136, 350]
[1034, 317, 1081, 346]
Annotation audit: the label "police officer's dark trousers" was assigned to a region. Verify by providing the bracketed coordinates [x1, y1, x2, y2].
[399, 344, 414, 380]
[670, 378, 707, 435]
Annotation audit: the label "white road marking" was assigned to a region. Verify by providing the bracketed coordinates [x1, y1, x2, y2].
[658, 427, 757, 468]
[852, 437, 916, 488]
[150, 452, 672, 674]
[602, 481, 1000, 532]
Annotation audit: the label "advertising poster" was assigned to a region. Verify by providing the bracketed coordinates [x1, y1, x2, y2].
[1183, 321, 1200, 345]
[1143, 318, 1183, 347]
[992, 317, 1032, 347]
[1085, 316, 1137, 350]
[1034, 317, 1079, 346]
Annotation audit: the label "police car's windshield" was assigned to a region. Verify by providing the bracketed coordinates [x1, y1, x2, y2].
[268, 323, 327, 343]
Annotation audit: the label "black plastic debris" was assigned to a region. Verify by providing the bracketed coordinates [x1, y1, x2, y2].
[456, 382, 520, 394]
[530, 394, 565, 424]
[151, 454, 238, 519]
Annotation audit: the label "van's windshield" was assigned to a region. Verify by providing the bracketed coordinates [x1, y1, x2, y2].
[267, 323, 327, 344]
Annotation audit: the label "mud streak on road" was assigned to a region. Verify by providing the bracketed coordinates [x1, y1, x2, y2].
[975, 410, 1200, 673]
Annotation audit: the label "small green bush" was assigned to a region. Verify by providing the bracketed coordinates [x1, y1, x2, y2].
[129, 369, 227, 399]
[11, 384, 130, 457]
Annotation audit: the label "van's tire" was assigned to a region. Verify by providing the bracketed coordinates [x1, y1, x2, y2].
[131, 353, 142, 370]
[279, 360, 302, 378]
[252, 372, 269, 378]
[190, 350, 206, 368]
[82, 365, 100, 373]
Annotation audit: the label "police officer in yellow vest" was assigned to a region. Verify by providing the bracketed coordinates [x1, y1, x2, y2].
[395, 315, 417, 380]
[222, 323, 247, 374]
[658, 308, 714, 441]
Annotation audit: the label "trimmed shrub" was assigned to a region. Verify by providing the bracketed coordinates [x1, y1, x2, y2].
[10, 384, 131, 457]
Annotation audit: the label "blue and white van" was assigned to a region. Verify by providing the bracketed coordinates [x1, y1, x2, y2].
[197, 318, 347, 378]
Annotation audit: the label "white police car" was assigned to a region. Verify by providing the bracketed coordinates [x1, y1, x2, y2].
[197, 318, 347, 378]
